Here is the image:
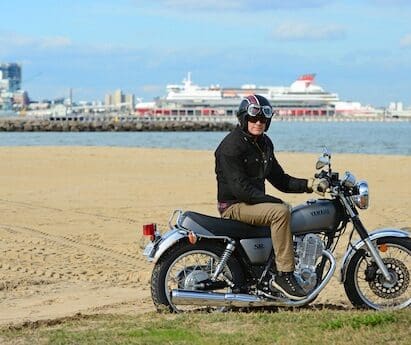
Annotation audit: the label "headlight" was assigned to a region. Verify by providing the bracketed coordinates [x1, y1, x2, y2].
[351, 180, 369, 209]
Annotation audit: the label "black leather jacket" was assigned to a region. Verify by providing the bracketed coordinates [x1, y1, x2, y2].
[215, 126, 309, 205]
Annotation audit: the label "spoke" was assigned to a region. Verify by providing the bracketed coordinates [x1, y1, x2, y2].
[164, 249, 235, 312]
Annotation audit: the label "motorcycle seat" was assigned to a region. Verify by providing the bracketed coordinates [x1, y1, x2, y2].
[181, 211, 271, 239]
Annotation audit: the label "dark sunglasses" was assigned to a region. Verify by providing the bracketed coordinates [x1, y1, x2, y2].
[248, 116, 267, 123]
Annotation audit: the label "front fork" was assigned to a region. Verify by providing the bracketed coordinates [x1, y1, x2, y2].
[340, 195, 393, 282]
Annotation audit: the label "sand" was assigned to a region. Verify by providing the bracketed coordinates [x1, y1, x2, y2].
[0, 147, 409, 325]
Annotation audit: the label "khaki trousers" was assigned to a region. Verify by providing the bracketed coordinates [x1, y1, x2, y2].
[222, 202, 294, 272]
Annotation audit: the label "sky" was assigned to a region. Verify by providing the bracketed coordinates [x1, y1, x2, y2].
[1, 0, 411, 107]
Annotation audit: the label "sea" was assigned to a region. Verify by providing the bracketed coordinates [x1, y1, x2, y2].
[0, 121, 410, 155]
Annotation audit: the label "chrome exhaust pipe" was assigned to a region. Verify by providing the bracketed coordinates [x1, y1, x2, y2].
[172, 290, 263, 307]
[172, 250, 336, 308]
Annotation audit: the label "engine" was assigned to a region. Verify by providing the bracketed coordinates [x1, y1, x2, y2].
[294, 234, 324, 292]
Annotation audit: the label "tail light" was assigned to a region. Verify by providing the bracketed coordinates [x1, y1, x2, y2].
[143, 223, 156, 241]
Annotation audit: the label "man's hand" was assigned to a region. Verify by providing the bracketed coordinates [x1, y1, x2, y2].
[307, 178, 329, 196]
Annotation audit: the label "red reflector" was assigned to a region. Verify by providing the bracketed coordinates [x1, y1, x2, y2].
[143, 223, 156, 236]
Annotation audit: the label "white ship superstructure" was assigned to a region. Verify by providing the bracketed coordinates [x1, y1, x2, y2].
[136, 73, 377, 117]
[165, 72, 222, 102]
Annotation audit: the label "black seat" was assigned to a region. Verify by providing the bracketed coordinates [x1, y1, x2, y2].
[182, 211, 271, 239]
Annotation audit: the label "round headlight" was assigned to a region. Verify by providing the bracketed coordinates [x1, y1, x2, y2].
[351, 180, 369, 209]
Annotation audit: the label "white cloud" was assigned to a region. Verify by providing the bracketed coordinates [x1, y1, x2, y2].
[400, 34, 411, 48]
[272, 22, 346, 41]
[38, 36, 72, 49]
[141, 84, 163, 93]
[0, 32, 72, 50]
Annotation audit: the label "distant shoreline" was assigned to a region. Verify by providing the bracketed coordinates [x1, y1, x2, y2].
[0, 115, 409, 132]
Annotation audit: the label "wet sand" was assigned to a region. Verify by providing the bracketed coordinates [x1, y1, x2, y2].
[0, 147, 409, 325]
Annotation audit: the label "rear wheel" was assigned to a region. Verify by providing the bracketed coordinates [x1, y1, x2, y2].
[151, 240, 244, 312]
[344, 236, 410, 309]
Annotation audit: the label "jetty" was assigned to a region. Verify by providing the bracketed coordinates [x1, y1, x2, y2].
[0, 114, 409, 132]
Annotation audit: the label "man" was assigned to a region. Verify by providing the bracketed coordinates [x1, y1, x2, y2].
[215, 94, 322, 300]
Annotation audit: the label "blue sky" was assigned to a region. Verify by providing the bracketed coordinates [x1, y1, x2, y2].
[1, 0, 410, 106]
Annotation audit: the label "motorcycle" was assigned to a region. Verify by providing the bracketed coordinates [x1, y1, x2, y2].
[142, 150, 410, 312]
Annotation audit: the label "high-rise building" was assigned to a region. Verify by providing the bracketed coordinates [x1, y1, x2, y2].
[113, 89, 123, 105]
[104, 89, 135, 112]
[125, 94, 135, 110]
[0, 63, 22, 92]
[104, 94, 112, 107]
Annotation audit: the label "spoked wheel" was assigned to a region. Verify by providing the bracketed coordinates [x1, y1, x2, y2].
[344, 236, 411, 310]
[151, 241, 244, 312]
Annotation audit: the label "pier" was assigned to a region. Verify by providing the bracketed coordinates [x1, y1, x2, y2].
[0, 114, 409, 132]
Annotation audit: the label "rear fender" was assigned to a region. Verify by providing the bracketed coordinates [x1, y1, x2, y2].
[148, 224, 235, 264]
[150, 228, 188, 264]
[339, 228, 410, 283]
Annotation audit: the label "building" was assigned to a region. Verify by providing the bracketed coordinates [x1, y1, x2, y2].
[0, 63, 22, 92]
[0, 63, 23, 114]
[12, 90, 30, 107]
[104, 89, 135, 112]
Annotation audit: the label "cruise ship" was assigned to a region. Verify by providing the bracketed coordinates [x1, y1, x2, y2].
[135, 73, 377, 117]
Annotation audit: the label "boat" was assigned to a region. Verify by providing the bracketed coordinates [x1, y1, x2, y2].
[135, 73, 377, 118]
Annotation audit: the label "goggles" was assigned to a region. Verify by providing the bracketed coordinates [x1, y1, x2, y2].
[247, 104, 273, 118]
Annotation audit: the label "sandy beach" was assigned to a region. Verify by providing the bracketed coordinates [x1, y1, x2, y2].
[0, 147, 410, 325]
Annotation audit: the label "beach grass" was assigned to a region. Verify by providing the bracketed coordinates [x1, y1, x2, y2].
[1, 309, 410, 345]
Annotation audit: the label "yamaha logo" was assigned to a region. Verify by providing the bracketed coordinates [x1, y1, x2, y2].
[310, 208, 330, 217]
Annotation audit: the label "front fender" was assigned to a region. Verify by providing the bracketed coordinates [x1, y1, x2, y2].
[339, 228, 410, 283]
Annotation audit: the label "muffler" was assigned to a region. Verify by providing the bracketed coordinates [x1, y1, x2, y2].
[171, 289, 305, 307]
[172, 289, 264, 307]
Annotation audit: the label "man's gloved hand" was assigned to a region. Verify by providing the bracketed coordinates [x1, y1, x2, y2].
[307, 178, 330, 196]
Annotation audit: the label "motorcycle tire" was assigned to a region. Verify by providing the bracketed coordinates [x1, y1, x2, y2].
[151, 240, 245, 313]
[344, 236, 411, 310]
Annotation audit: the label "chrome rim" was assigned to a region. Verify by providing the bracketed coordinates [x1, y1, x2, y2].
[165, 250, 234, 312]
[353, 243, 411, 309]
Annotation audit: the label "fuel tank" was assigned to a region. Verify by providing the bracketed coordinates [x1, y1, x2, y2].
[291, 199, 343, 235]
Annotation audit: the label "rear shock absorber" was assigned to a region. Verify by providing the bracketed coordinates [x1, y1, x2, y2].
[211, 240, 236, 282]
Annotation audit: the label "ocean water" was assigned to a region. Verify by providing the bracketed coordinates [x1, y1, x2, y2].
[0, 121, 410, 155]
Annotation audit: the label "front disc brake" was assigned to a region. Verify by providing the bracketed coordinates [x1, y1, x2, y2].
[368, 258, 409, 299]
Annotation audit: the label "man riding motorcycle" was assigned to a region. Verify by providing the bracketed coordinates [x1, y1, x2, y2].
[214, 94, 324, 300]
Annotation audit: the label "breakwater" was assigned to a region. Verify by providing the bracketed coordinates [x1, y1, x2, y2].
[0, 118, 236, 132]
[1, 114, 409, 132]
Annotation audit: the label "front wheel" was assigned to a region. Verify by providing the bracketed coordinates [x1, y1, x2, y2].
[344, 236, 411, 310]
[151, 240, 244, 312]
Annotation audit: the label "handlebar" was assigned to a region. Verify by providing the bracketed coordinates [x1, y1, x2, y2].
[315, 170, 328, 179]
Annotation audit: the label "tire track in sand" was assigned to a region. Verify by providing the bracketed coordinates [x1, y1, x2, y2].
[0, 223, 152, 293]
[0, 223, 142, 267]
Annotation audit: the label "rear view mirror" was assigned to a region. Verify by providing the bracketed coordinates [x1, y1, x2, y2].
[316, 156, 329, 170]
